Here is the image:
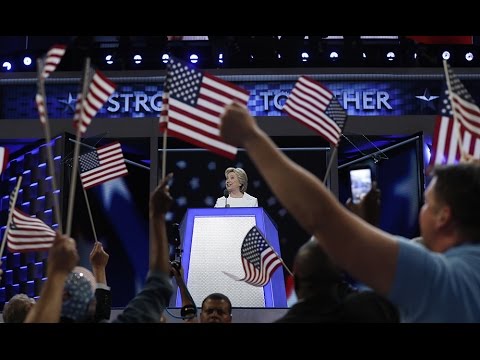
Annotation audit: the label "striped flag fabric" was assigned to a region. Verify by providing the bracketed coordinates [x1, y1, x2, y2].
[41, 44, 67, 80]
[78, 142, 128, 189]
[36, 45, 66, 124]
[0, 146, 9, 175]
[7, 207, 56, 252]
[445, 62, 480, 139]
[160, 57, 250, 159]
[283, 76, 347, 146]
[73, 69, 116, 134]
[429, 87, 480, 167]
[223, 226, 282, 287]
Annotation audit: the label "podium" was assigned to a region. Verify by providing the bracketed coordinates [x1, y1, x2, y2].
[173, 207, 287, 308]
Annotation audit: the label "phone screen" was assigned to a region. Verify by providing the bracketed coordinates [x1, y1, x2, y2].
[350, 168, 372, 204]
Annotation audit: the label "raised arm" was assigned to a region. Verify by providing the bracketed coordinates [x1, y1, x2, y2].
[24, 233, 79, 323]
[90, 241, 109, 285]
[114, 174, 174, 323]
[219, 103, 398, 295]
[171, 263, 198, 322]
[149, 173, 173, 274]
[90, 241, 111, 322]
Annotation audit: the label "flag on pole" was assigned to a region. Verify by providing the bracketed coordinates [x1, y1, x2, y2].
[445, 62, 480, 138]
[429, 89, 480, 167]
[41, 44, 67, 80]
[36, 44, 67, 123]
[0, 146, 9, 175]
[430, 87, 480, 167]
[222, 226, 282, 287]
[7, 208, 56, 252]
[283, 76, 347, 146]
[78, 142, 128, 190]
[159, 57, 250, 159]
[73, 69, 116, 134]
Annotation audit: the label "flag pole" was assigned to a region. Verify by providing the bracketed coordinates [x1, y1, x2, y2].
[323, 145, 338, 185]
[160, 85, 169, 180]
[443, 60, 466, 161]
[257, 226, 293, 277]
[162, 128, 168, 180]
[0, 176, 23, 258]
[80, 186, 98, 243]
[36, 59, 63, 233]
[277, 255, 293, 277]
[66, 57, 91, 237]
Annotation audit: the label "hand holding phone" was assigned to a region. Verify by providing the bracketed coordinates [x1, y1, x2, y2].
[350, 168, 372, 204]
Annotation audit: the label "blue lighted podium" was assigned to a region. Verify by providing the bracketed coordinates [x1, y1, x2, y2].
[172, 207, 286, 308]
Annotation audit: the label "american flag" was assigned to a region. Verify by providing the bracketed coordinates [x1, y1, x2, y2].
[41, 44, 67, 80]
[79, 142, 128, 190]
[159, 57, 250, 159]
[7, 207, 56, 252]
[73, 69, 116, 134]
[36, 45, 66, 124]
[445, 62, 480, 139]
[283, 76, 347, 146]
[429, 81, 480, 168]
[223, 226, 282, 287]
[0, 146, 8, 175]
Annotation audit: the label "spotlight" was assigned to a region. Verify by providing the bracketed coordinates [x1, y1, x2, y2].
[133, 54, 142, 64]
[386, 51, 395, 61]
[329, 51, 339, 60]
[465, 52, 474, 61]
[189, 54, 199, 64]
[105, 55, 113, 65]
[2, 61, 12, 71]
[218, 53, 224, 64]
[301, 52, 309, 62]
[23, 56, 32, 66]
[162, 54, 170, 64]
[442, 51, 451, 60]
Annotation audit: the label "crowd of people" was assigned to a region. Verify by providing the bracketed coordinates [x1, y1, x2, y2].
[1, 102, 480, 323]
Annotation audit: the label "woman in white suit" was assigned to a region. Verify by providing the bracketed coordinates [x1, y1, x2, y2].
[214, 167, 258, 208]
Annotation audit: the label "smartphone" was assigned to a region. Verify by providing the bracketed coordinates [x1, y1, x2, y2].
[350, 167, 372, 204]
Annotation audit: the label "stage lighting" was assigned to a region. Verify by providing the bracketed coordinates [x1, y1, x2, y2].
[23, 56, 32, 66]
[190, 54, 199, 64]
[442, 51, 451, 60]
[218, 53, 224, 64]
[162, 54, 169, 64]
[465, 52, 474, 61]
[329, 51, 339, 60]
[133, 54, 142, 65]
[386, 51, 395, 61]
[2, 61, 12, 71]
[301, 52, 309, 62]
[105, 55, 114, 65]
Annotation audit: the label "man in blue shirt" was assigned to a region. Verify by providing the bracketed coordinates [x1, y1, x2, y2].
[219, 102, 480, 322]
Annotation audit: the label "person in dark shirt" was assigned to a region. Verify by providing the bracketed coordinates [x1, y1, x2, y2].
[275, 237, 399, 323]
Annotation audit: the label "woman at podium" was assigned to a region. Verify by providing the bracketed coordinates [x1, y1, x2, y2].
[214, 167, 258, 208]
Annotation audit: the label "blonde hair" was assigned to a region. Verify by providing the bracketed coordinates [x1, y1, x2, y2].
[225, 167, 248, 193]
